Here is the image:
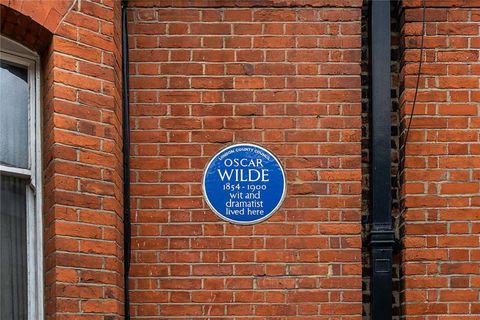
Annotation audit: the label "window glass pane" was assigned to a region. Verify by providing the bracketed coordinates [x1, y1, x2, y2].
[0, 175, 28, 319]
[0, 61, 29, 169]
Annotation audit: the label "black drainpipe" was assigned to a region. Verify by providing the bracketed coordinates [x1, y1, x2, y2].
[368, 1, 396, 319]
[121, 1, 131, 319]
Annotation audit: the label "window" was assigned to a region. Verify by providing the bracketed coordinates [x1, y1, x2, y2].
[0, 36, 43, 319]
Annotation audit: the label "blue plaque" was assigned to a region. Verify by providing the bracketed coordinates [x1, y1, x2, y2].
[202, 143, 286, 225]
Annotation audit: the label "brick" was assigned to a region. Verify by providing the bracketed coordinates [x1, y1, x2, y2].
[400, 5, 480, 320]
[81, 300, 117, 313]
[437, 23, 479, 35]
[438, 77, 478, 89]
[78, 28, 114, 51]
[253, 9, 296, 22]
[80, 1, 113, 20]
[158, 9, 200, 21]
[441, 182, 479, 194]
[438, 104, 477, 116]
[287, 50, 329, 62]
[191, 23, 231, 35]
[5, 2, 369, 318]
[64, 11, 100, 31]
[285, 23, 327, 35]
[53, 37, 103, 64]
[193, 50, 235, 61]
[254, 36, 295, 48]
[191, 77, 233, 89]
[437, 50, 479, 62]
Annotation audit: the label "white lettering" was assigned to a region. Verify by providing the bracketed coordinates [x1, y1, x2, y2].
[222, 158, 264, 168]
[248, 169, 260, 182]
[261, 169, 269, 182]
[218, 169, 233, 181]
[218, 168, 270, 182]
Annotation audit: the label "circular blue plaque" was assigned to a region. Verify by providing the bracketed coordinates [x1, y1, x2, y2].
[202, 143, 286, 225]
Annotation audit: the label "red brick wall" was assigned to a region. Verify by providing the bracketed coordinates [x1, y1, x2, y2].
[1, 0, 125, 318]
[43, 1, 125, 318]
[400, 1, 480, 318]
[4, 0, 479, 318]
[128, 1, 363, 318]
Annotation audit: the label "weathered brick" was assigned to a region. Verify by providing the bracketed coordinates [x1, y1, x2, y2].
[400, 4, 480, 320]
[126, 4, 362, 318]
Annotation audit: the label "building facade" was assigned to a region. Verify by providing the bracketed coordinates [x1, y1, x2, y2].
[0, 0, 479, 319]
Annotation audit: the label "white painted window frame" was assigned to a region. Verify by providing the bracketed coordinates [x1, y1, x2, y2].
[0, 35, 43, 320]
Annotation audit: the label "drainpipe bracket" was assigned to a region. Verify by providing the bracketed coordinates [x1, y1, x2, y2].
[368, 229, 396, 248]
